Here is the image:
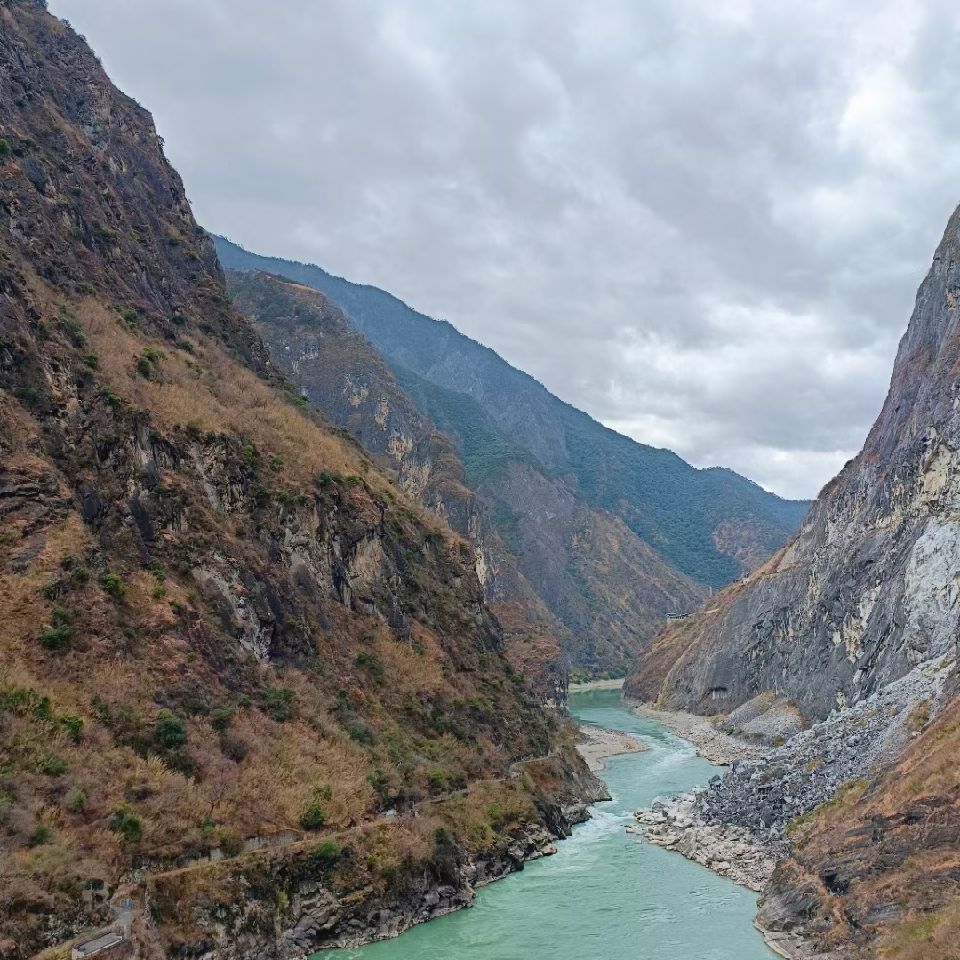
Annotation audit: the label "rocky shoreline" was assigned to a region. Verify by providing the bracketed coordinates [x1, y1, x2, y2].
[576, 724, 649, 772]
[634, 795, 776, 891]
[625, 655, 955, 959]
[628, 703, 764, 764]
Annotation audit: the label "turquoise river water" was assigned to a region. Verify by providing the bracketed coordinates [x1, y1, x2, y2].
[321, 689, 775, 960]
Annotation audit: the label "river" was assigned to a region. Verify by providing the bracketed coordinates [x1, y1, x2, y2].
[320, 688, 776, 960]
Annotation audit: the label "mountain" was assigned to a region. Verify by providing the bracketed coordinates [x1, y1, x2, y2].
[222, 269, 709, 678]
[627, 203, 960, 958]
[0, 3, 602, 955]
[225, 268, 573, 703]
[212, 237, 811, 592]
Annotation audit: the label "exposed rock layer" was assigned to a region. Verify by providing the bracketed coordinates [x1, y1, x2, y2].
[631, 204, 960, 723]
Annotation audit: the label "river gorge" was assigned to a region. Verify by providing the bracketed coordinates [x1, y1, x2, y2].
[321, 689, 775, 960]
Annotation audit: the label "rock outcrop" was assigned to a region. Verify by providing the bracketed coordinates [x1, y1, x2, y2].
[631, 204, 960, 723]
[627, 203, 960, 959]
[225, 269, 572, 703]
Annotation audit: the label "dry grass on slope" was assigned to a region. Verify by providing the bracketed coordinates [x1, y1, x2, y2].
[76, 298, 360, 488]
[779, 693, 960, 959]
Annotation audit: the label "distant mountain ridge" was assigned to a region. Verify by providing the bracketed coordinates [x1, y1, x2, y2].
[224, 268, 707, 677]
[213, 236, 810, 590]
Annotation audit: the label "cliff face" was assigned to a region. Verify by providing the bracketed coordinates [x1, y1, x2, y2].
[224, 269, 706, 677]
[0, 3, 598, 955]
[226, 269, 571, 702]
[629, 204, 960, 721]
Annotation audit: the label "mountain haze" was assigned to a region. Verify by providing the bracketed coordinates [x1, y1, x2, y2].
[224, 268, 707, 679]
[213, 236, 811, 593]
[225, 268, 573, 700]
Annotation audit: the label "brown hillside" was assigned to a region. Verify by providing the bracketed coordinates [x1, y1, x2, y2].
[0, 3, 598, 955]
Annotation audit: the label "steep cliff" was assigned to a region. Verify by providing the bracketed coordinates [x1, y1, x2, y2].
[630, 204, 960, 721]
[0, 3, 599, 956]
[212, 238, 810, 592]
[625, 204, 960, 959]
[224, 269, 706, 677]
[226, 269, 571, 701]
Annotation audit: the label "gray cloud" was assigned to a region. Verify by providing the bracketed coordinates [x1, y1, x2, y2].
[51, 0, 960, 498]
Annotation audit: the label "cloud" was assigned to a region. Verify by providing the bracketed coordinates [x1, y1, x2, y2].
[51, 0, 960, 498]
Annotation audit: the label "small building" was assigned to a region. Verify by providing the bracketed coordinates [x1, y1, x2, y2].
[71, 931, 124, 960]
[666, 613, 690, 621]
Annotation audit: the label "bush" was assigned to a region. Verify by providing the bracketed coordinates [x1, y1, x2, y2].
[219, 732, 249, 763]
[355, 650, 384, 680]
[100, 571, 126, 600]
[40, 624, 72, 652]
[210, 706, 235, 732]
[29, 825, 52, 846]
[66, 790, 86, 813]
[0, 139, 10, 157]
[154, 710, 186, 749]
[59, 716, 84, 742]
[42, 753, 68, 776]
[299, 801, 327, 831]
[111, 806, 142, 843]
[264, 687, 297, 723]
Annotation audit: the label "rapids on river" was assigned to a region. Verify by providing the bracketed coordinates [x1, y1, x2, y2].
[322, 688, 776, 960]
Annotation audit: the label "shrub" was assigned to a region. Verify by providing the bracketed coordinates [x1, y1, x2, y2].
[100, 571, 126, 600]
[111, 806, 142, 843]
[59, 716, 84, 742]
[66, 790, 86, 813]
[0, 139, 10, 157]
[264, 687, 297, 723]
[355, 650, 384, 680]
[40, 623, 72, 652]
[366, 769, 390, 803]
[219, 732, 249, 763]
[313, 840, 339, 867]
[29, 825, 52, 846]
[42, 753, 68, 776]
[347, 725, 374, 746]
[211, 706, 235, 732]
[299, 801, 327, 831]
[154, 710, 186, 749]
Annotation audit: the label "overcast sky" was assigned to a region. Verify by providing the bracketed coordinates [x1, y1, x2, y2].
[51, 0, 960, 499]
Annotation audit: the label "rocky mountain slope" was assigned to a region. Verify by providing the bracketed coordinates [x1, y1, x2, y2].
[222, 268, 707, 678]
[214, 238, 809, 591]
[225, 269, 572, 702]
[627, 203, 960, 959]
[213, 242, 806, 676]
[0, 3, 602, 956]
[629, 204, 960, 724]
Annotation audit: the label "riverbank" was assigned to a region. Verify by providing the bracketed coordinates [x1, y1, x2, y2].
[628, 704, 764, 764]
[575, 724, 648, 772]
[569, 677, 625, 692]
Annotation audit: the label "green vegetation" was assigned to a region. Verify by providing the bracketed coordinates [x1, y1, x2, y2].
[154, 710, 187, 749]
[264, 686, 297, 723]
[111, 806, 143, 843]
[100, 571, 126, 599]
